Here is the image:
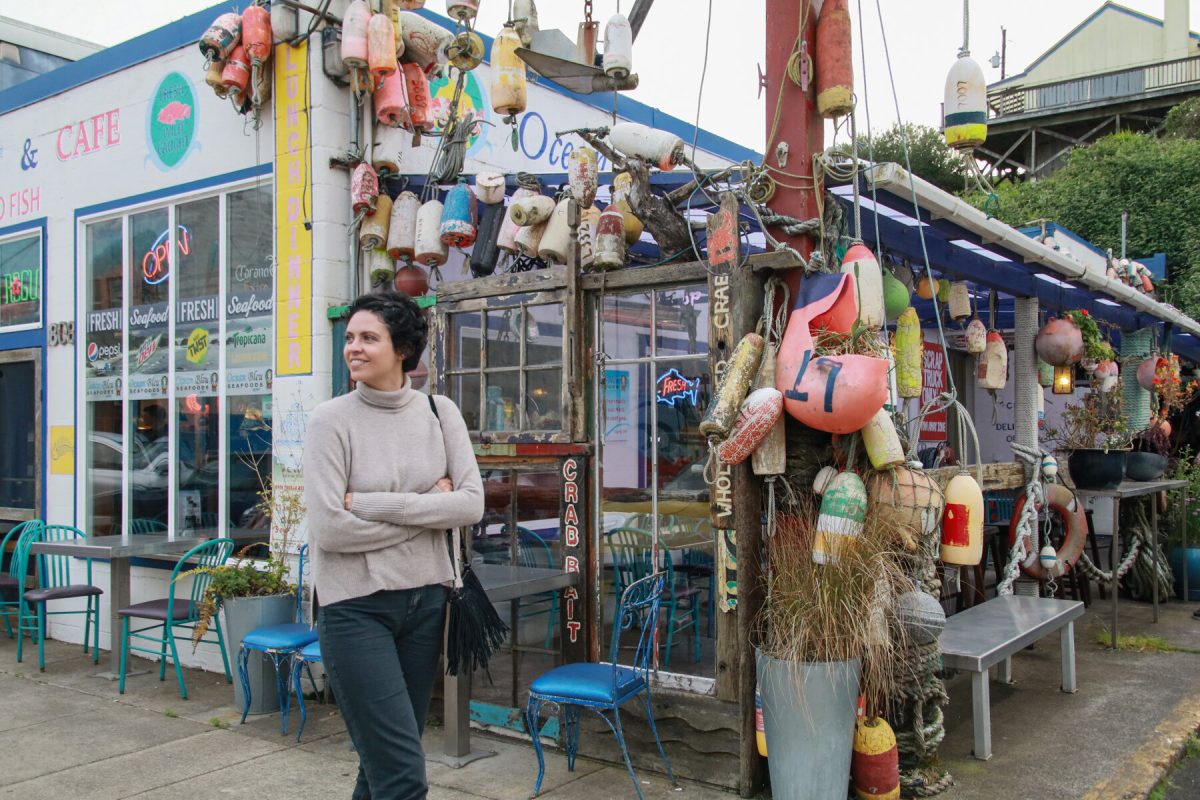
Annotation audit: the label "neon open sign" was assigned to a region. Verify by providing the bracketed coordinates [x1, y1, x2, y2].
[1, 268, 40, 305]
[656, 367, 701, 407]
[141, 224, 192, 285]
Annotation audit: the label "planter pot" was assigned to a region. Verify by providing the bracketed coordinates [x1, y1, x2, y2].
[221, 594, 296, 715]
[1168, 546, 1200, 602]
[1067, 449, 1127, 491]
[1125, 452, 1168, 482]
[756, 649, 861, 800]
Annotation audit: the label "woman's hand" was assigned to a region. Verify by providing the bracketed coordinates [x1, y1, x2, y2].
[435, 477, 453, 493]
[344, 493, 353, 510]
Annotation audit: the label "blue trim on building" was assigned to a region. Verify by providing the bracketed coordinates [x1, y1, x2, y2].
[73, 163, 272, 220]
[0, 4, 760, 165]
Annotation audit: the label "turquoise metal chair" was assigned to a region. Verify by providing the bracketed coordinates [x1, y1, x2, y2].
[606, 527, 701, 668]
[289, 639, 322, 741]
[16, 523, 102, 671]
[504, 525, 559, 650]
[128, 518, 167, 535]
[0, 520, 41, 639]
[238, 544, 317, 735]
[526, 573, 677, 800]
[118, 537, 235, 699]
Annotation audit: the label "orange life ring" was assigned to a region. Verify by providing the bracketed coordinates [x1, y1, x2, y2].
[1008, 483, 1088, 581]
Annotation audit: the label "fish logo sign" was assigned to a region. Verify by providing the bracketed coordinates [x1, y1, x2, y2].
[147, 72, 197, 169]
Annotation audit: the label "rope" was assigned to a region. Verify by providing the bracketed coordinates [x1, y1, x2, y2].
[996, 442, 1045, 596]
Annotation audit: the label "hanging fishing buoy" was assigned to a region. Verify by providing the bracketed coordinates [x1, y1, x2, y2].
[399, 62, 434, 132]
[568, 146, 599, 208]
[894, 589, 946, 645]
[387, 191, 420, 259]
[813, 466, 838, 496]
[577, 206, 599, 271]
[396, 0, 426, 8]
[1039, 545, 1058, 574]
[374, 70, 407, 126]
[841, 243, 884, 329]
[977, 330, 1007, 390]
[965, 317, 987, 355]
[470, 201, 506, 278]
[446, 0, 479, 23]
[1037, 358, 1054, 387]
[372, 124, 406, 175]
[815, 0, 853, 118]
[593, 206, 626, 271]
[603, 13, 633, 79]
[514, 220, 548, 258]
[867, 467, 944, 552]
[393, 262, 429, 296]
[398, 11, 453, 69]
[351, 163, 380, 215]
[415, 199, 449, 266]
[813, 471, 867, 564]
[440, 181, 478, 247]
[199, 13, 241, 65]
[1041, 454, 1059, 480]
[512, 0, 539, 47]
[497, 187, 538, 254]
[509, 195, 555, 226]
[474, 171, 506, 204]
[221, 45, 251, 97]
[862, 409, 905, 470]
[1095, 359, 1120, 393]
[916, 275, 939, 300]
[717, 388, 784, 465]
[941, 472, 984, 565]
[1035, 316, 1084, 366]
[882, 269, 910, 321]
[852, 717, 900, 800]
[943, 54, 988, 151]
[611, 172, 645, 243]
[491, 26, 528, 120]
[537, 197, 572, 265]
[368, 13, 399, 79]
[753, 345, 787, 478]
[360, 193, 393, 251]
[205, 59, 228, 98]
[948, 281, 972, 320]
[242, 6, 272, 65]
[342, 2, 372, 77]
[700, 333, 765, 441]
[895, 307, 922, 399]
[608, 123, 684, 170]
[445, 31, 485, 71]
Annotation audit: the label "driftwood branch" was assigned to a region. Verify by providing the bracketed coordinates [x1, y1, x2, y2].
[663, 164, 738, 206]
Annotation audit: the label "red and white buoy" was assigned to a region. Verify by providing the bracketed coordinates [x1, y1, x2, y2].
[608, 123, 683, 170]
[815, 0, 853, 118]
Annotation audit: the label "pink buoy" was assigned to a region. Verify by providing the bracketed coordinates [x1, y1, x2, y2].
[368, 14, 398, 78]
[341, 1, 371, 69]
[241, 5, 272, 66]
[351, 163, 380, 215]
[374, 71, 406, 126]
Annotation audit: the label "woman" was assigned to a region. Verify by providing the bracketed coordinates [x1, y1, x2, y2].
[305, 291, 483, 800]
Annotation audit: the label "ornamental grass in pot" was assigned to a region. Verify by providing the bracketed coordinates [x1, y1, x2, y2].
[755, 495, 913, 800]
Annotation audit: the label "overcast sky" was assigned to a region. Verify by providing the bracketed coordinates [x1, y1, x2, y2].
[7, 1, 1198, 154]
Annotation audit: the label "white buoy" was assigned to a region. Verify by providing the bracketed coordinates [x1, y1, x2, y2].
[414, 199, 448, 266]
[514, 220, 547, 258]
[497, 187, 538, 254]
[509, 195, 555, 226]
[387, 191, 420, 260]
[602, 14, 633, 79]
[474, 171, 507, 205]
[537, 198, 572, 265]
[608, 122, 683, 171]
[944, 54, 988, 150]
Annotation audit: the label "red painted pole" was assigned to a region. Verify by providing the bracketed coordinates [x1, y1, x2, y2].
[764, 0, 824, 296]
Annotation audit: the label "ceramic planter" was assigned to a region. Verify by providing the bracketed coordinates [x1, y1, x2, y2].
[1067, 449, 1127, 491]
[1137, 354, 1168, 392]
[1035, 317, 1084, 367]
[1168, 546, 1200, 602]
[1125, 452, 1167, 482]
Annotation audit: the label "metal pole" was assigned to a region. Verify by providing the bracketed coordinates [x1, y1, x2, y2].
[1121, 210, 1128, 260]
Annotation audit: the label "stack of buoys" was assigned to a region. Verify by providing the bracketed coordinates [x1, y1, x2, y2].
[497, 186, 539, 255]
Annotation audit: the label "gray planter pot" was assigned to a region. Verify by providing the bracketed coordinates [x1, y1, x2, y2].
[221, 594, 296, 715]
[755, 649, 861, 800]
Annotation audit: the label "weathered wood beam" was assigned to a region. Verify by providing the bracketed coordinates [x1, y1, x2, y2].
[926, 461, 1026, 491]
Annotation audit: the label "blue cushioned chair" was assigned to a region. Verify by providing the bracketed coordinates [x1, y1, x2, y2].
[238, 544, 317, 734]
[0, 520, 41, 639]
[289, 639, 322, 741]
[525, 573, 676, 800]
[118, 537, 235, 698]
[17, 523, 102, 671]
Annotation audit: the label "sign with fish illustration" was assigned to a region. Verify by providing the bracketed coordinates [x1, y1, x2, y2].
[146, 72, 197, 170]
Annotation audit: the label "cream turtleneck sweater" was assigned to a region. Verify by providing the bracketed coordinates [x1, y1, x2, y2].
[303, 381, 484, 606]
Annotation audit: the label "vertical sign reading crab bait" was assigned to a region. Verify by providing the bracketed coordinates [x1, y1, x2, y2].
[275, 41, 312, 376]
[560, 456, 587, 663]
[707, 192, 740, 611]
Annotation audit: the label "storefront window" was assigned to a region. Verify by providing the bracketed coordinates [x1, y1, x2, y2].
[445, 298, 566, 436]
[83, 183, 272, 536]
[0, 231, 41, 330]
[597, 285, 712, 679]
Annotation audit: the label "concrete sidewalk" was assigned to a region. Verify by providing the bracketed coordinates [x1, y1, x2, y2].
[1, 598, 1199, 798]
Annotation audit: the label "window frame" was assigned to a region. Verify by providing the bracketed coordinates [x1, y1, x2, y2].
[0, 227, 44, 334]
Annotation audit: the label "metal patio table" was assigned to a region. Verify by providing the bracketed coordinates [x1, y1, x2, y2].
[434, 562, 581, 768]
[1070, 479, 1186, 649]
[30, 528, 269, 679]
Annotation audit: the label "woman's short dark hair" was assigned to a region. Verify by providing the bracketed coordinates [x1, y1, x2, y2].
[347, 291, 428, 372]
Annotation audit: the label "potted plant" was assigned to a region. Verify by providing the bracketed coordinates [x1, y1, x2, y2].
[182, 470, 304, 714]
[1060, 309, 1115, 370]
[1127, 425, 1171, 482]
[755, 495, 911, 800]
[1167, 448, 1200, 602]
[1044, 387, 1133, 490]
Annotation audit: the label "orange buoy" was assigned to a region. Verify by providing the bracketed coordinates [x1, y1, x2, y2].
[400, 62, 433, 132]
[368, 14, 398, 79]
[374, 71, 406, 126]
[241, 5, 272, 66]
[815, 0, 853, 118]
[221, 45, 251, 95]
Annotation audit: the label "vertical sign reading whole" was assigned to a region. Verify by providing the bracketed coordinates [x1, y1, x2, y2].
[559, 456, 587, 663]
[275, 41, 312, 376]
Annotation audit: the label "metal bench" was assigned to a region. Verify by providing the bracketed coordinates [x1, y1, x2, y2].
[939, 594, 1084, 760]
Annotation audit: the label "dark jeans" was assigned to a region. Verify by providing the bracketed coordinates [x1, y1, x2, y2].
[318, 585, 448, 800]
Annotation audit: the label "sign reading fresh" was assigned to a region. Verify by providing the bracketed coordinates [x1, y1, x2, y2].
[147, 72, 197, 169]
[657, 367, 701, 407]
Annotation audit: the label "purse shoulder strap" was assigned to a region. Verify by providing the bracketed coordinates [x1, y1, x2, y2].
[428, 395, 464, 589]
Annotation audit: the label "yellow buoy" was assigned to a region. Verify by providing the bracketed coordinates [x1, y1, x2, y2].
[852, 717, 900, 800]
[941, 472, 984, 565]
[894, 307, 922, 399]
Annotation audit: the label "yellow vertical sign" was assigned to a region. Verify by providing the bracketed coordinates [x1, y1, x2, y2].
[275, 40, 313, 376]
[50, 426, 74, 475]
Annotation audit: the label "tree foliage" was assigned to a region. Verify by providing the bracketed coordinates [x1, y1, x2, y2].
[963, 132, 1200, 318]
[852, 123, 969, 195]
[1164, 96, 1200, 140]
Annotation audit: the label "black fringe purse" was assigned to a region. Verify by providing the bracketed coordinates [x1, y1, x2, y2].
[427, 396, 509, 679]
